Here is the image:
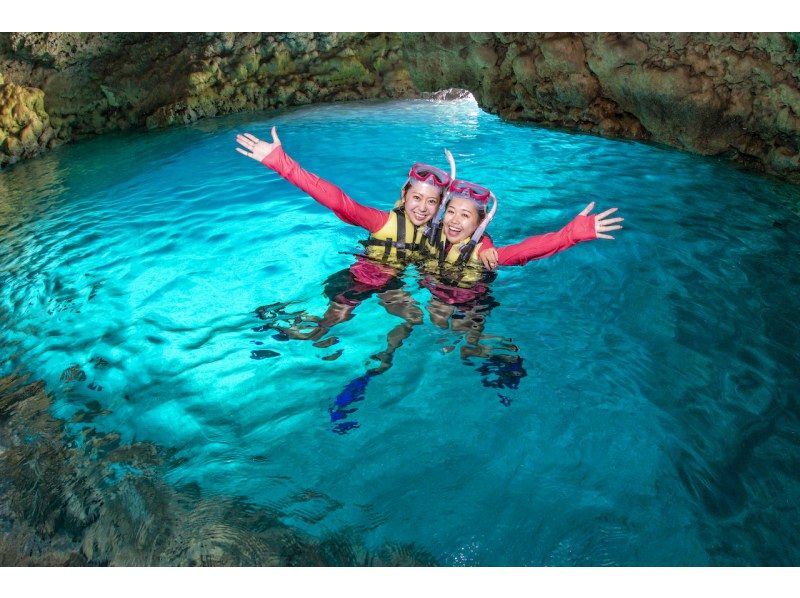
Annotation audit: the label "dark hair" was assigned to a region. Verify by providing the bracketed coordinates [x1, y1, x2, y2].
[446, 194, 486, 221]
[403, 180, 445, 200]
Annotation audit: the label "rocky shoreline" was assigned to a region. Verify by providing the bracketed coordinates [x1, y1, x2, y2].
[403, 33, 800, 182]
[1, 32, 799, 182]
[0, 33, 416, 168]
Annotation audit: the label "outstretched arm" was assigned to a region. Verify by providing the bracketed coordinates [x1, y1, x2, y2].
[496, 202, 623, 266]
[236, 128, 388, 233]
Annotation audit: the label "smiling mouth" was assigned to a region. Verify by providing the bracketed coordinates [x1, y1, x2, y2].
[446, 225, 463, 236]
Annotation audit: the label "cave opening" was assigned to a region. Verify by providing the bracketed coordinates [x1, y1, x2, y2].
[421, 88, 475, 101]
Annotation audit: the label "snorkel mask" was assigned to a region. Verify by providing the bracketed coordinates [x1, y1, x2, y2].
[397, 149, 457, 208]
[432, 177, 499, 246]
[407, 156, 453, 188]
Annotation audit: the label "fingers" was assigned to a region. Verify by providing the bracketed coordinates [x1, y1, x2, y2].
[579, 201, 595, 216]
[271, 126, 281, 144]
[478, 248, 499, 271]
[600, 217, 624, 225]
[235, 147, 255, 159]
[597, 207, 619, 219]
[597, 224, 623, 232]
[236, 134, 255, 149]
[243, 132, 261, 144]
[596, 233, 615, 240]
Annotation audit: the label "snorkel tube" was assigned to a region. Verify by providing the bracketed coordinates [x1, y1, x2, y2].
[469, 192, 498, 245]
[426, 148, 457, 241]
[445, 148, 456, 182]
[442, 182, 499, 268]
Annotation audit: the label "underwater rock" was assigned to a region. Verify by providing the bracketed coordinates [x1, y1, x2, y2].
[59, 364, 87, 383]
[0, 373, 438, 566]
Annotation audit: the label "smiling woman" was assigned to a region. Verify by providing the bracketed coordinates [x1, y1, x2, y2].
[233, 125, 499, 355]
[236, 126, 459, 265]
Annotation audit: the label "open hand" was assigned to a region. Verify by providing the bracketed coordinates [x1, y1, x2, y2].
[478, 247, 499, 271]
[579, 201, 624, 240]
[235, 126, 281, 162]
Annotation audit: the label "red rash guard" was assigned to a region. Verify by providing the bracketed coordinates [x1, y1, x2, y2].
[262, 146, 435, 290]
[494, 213, 596, 266]
[261, 146, 389, 232]
[425, 215, 597, 305]
[260, 146, 593, 269]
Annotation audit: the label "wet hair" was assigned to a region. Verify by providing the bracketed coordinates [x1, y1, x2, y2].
[402, 180, 445, 200]
[447, 194, 486, 221]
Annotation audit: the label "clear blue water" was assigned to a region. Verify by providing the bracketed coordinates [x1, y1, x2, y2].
[1, 98, 800, 565]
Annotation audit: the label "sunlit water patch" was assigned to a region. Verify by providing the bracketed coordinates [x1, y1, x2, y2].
[1, 98, 799, 565]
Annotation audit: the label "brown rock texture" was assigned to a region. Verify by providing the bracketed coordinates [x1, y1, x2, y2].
[402, 33, 800, 181]
[0, 32, 415, 167]
[1, 33, 799, 182]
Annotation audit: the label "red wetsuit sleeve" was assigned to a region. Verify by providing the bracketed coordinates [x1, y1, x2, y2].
[260, 146, 389, 233]
[496, 214, 597, 266]
[479, 233, 495, 252]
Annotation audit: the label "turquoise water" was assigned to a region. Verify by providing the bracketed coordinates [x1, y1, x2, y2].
[1, 98, 799, 565]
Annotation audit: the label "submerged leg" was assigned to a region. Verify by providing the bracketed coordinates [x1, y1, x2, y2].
[367, 322, 415, 376]
[273, 301, 354, 341]
[367, 289, 424, 375]
[428, 291, 529, 391]
[456, 307, 527, 390]
[329, 289, 423, 433]
[425, 297, 455, 329]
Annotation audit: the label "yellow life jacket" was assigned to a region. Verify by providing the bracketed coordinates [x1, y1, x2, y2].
[419, 224, 488, 287]
[361, 207, 425, 268]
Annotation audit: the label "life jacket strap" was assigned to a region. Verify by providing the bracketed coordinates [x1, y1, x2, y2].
[360, 239, 423, 251]
[394, 207, 406, 261]
[455, 239, 478, 268]
[357, 207, 424, 263]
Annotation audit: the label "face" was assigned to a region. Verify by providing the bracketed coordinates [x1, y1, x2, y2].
[403, 181, 442, 226]
[443, 197, 480, 243]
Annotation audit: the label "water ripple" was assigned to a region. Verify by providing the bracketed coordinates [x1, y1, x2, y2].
[1, 99, 799, 565]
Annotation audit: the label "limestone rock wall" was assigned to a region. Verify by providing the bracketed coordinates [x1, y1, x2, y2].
[0, 32, 415, 167]
[402, 33, 800, 181]
[2, 32, 799, 182]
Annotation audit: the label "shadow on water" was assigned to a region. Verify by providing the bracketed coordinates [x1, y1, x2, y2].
[643, 242, 800, 565]
[0, 373, 437, 566]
